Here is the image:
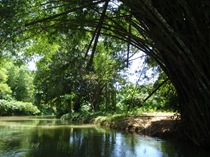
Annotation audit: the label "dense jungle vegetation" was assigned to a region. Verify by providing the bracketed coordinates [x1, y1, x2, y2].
[1, 0, 210, 148]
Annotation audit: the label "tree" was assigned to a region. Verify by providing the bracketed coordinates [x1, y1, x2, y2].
[34, 36, 124, 113]
[0, 1, 32, 58]
[6, 62, 34, 102]
[0, 67, 11, 99]
[33, 30, 90, 113]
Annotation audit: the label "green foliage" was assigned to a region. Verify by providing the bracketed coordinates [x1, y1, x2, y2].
[136, 83, 178, 113]
[6, 63, 34, 101]
[0, 1, 33, 58]
[5, 62, 34, 102]
[116, 83, 143, 112]
[148, 73, 178, 112]
[0, 58, 37, 110]
[33, 31, 125, 114]
[0, 67, 11, 99]
[0, 99, 40, 116]
[37, 103, 56, 116]
[117, 75, 178, 113]
[61, 111, 128, 128]
[61, 111, 108, 123]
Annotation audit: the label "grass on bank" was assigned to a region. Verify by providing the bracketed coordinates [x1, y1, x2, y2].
[61, 111, 126, 124]
[60, 109, 176, 126]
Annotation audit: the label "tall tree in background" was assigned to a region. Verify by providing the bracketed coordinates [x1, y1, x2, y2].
[0, 67, 11, 99]
[33, 35, 124, 113]
[6, 63, 34, 102]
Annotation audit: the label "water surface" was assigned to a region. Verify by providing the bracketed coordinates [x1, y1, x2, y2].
[0, 116, 209, 157]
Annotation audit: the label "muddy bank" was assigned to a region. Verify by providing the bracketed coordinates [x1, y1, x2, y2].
[91, 113, 181, 139]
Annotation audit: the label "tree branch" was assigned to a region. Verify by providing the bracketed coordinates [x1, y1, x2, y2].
[86, 0, 110, 69]
[25, 0, 106, 27]
[142, 77, 170, 104]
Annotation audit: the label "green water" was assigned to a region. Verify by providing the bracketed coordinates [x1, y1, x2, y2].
[0, 116, 209, 157]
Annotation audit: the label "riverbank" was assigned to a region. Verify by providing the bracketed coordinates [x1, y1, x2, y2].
[61, 112, 181, 140]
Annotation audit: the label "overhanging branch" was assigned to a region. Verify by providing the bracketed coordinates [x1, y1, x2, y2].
[142, 77, 170, 104]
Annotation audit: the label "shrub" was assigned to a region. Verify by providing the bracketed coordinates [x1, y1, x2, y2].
[0, 99, 40, 116]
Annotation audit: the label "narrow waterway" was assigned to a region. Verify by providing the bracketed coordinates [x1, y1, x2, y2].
[0, 116, 209, 157]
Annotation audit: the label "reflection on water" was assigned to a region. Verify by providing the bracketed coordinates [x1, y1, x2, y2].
[0, 116, 209, 157]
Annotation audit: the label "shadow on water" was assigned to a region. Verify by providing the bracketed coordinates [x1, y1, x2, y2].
[0, 116, 209, 157]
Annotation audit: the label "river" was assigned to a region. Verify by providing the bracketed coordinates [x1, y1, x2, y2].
[0, 116, 209, 157]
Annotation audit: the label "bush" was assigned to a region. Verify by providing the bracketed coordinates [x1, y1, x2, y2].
[0, 99, 40, 116]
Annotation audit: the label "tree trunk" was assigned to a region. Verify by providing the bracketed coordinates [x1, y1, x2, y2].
[105, 83, 110, 112]
[111, 89, 116, 112]
[121, 0, 210, 147]
[67, 100, 71, 113]
[73, 97, 81, 112]
[168, 56, 210, 147]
